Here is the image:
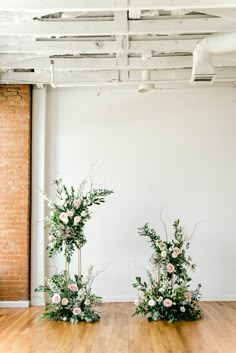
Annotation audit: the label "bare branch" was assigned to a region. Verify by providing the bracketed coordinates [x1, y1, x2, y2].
[160, 207, 168, 242]
[87, 161, 99, 192]
[184, 221, 205, 241]
[88, 263, 108, 287]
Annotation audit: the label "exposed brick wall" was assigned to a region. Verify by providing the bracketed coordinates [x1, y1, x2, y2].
[0, 85, 31, 301]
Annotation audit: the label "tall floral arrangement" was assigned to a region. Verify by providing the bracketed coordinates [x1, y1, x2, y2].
[35, 179, 113, 324]
[133, 220, 202, 323]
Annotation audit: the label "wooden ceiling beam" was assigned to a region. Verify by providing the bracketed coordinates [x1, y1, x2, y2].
[0, 18, 236, 36]
[0, 39, 201, 55]
[2, 56, 236, 70]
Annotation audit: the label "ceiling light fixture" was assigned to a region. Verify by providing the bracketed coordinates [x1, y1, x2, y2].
[138, 69, 156, 93]
[138, 53, 156, 93]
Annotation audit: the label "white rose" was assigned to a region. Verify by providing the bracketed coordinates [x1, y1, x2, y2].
[158, 296, 163, 302]
[63, 317, 67, 321]
[81, 211, 87, 218]
[180, 306, 186, 313]
[134, 300, 139, 306]
[74, 216, 81, 225]
[67, 210, 74, 217]
[172, 252, 178, 258]
[159, 242, 167, 250]
[84, 298, 91, 306]
[161, 250, 167, 258]
[62, 298, 69, 306]
[148, 299, 156, 307]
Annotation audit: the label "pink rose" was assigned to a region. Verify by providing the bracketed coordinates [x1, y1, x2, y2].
[59, 212, 68, 223]
[184, 292, 192, 300]
[173, 247, 181, 256]
[52, 293, 61, 304]
[68, 283, 78, 292]
[166, 263, 175, 273]
[163, 298, 173, 307]
[74, 200, 81, 208]
[48, 235, 54, 242]
[73, 307, 81, 315]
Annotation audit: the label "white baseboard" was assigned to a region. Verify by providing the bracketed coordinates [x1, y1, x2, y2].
[0, 301, 30, 308]
[30, 297, 45, 307]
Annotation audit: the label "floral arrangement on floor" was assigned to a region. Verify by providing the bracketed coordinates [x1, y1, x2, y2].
[133, 219, 202, 323]
[36, 178, 113, 324]
[35, 266, 101, 324]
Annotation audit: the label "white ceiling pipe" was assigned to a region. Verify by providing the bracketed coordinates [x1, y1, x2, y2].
[191, 32, 236, 84]
[50, 59, 56, 88]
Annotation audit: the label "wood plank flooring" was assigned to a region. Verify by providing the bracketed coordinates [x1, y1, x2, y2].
[0, 302, 235, 353]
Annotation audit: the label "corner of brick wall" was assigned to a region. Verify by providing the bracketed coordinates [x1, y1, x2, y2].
[0, 84, 31, 301]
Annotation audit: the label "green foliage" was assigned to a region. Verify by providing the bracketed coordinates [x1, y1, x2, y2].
[133, 220, 202, 323]
[35, 267, 101, 324]
[36, 178, 113, 324]
[45, 179, 113, 263]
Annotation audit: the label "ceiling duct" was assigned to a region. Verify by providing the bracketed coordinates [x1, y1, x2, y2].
[191, 32, 236, 84]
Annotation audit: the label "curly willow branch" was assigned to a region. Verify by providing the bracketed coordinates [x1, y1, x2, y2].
[184, 221, 205, 241]
[160, 208, 168, 242]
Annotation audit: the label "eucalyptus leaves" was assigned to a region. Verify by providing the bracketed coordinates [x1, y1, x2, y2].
[45, 179, 113, 263]
[133, 220, 202, 322]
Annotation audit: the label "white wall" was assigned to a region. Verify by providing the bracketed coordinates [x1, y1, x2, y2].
[37, 86, 236, 302]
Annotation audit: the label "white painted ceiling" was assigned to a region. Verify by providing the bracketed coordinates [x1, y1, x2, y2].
[0, 1, 236, 89]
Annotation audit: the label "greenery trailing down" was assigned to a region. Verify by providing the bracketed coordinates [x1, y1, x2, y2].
[133, 220, 202, 323]
[44, 179, 113, 263]
[35, 267, 101, 324]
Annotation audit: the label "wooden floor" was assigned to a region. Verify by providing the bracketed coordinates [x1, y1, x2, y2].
[0, 302, 235, 353]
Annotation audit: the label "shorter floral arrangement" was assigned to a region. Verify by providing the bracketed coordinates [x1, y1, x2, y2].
[133, 220, 202, 323]
[35, 266, 101, 324]
[45, 179, 113, 263]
